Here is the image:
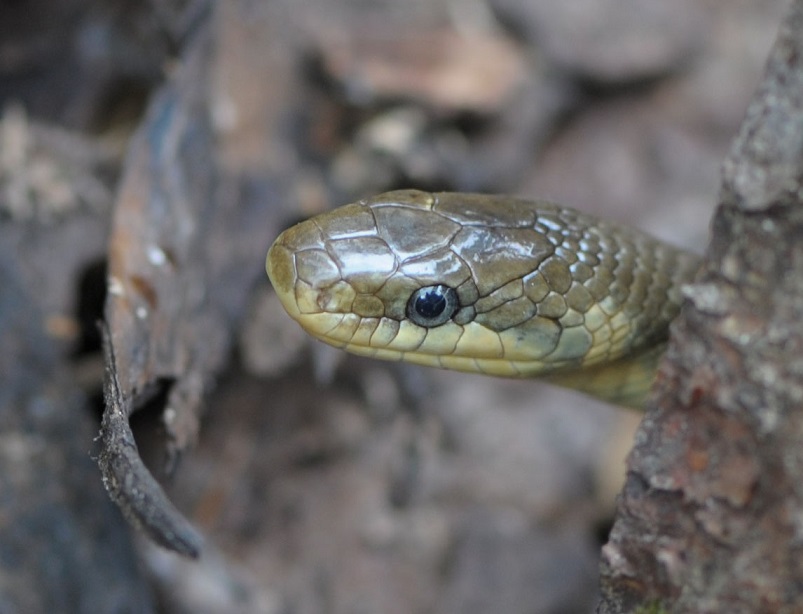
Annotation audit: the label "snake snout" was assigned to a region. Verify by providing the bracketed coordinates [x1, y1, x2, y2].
[266, 242, 294, 295]
[267, 223, 364, 327]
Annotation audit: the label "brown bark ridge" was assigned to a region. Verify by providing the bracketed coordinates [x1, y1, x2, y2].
[599, 1, 803, 612]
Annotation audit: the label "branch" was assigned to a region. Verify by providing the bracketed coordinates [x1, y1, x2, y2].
[600, 1, 803, 611]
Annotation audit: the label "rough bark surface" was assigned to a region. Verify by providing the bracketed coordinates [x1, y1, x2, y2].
[599, 2, 803, 612]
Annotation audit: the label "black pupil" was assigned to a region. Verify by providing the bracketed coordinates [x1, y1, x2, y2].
[415, 288, 447, 318]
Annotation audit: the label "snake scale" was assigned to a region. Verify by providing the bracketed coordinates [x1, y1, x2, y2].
[266, 190, 700, 409]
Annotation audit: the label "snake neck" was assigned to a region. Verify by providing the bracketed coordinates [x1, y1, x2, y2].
[544, 342, 668, 409]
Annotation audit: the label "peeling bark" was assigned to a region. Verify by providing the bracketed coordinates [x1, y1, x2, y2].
[97, 12, 282, 556]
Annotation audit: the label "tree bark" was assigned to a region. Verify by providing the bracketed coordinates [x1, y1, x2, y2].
[599, 1, 803, 612]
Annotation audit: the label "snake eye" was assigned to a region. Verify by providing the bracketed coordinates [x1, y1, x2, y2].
[406, 284, 459, 327]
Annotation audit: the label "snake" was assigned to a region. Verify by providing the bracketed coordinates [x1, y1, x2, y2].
[266, 190, 700, 409]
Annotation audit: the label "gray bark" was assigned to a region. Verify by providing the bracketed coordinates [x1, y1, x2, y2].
[599, 1, 803, 612]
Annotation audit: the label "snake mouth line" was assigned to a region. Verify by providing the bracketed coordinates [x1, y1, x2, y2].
[297, 311, 587, 380]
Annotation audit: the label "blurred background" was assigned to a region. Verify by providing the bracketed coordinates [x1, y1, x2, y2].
[0, 0, 788, 612]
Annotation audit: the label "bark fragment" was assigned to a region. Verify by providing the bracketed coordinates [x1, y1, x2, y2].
[97, 15, 282, 556]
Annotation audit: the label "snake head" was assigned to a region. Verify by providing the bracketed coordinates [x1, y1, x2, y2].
[267, 190, 697, 387]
